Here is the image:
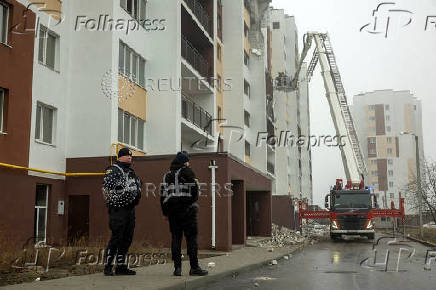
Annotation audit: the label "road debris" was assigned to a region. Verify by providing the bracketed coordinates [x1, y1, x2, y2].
[257, 223, 328, 248]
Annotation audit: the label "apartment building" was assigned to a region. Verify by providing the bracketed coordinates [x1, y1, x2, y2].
[267, 8, 312, 227]
[0, 0, 274, 251]
[351, 90, 424, 214]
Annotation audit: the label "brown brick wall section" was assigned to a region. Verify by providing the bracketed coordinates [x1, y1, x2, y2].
[377, 159, 388, 191]
[65, 153, 271, 251]
[0, 0, 35, 167]
[272, 195, 292, 228]
[375, 104, 385, 136]
[0, 168, 66, 248]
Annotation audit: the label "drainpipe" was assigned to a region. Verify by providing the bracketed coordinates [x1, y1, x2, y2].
[209, 160, 218, 249]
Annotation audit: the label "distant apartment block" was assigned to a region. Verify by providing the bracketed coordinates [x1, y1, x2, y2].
[352, 90, 424, 214]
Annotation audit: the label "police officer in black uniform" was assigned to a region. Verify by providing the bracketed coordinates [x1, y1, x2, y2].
[102, 148, 142, 276]
[160, 152, 208, 276]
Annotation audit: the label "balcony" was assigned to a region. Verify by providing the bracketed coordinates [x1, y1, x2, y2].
[181, 35, 211, 83]
[182, 95, 213, 136]
[183, 0, 212, 36]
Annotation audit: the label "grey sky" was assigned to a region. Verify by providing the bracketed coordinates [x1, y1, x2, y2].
[271, 0, 436, 206]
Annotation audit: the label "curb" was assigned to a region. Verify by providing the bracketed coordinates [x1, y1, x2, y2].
[161, 244, 305, 290]
[406, 235, 436, 248]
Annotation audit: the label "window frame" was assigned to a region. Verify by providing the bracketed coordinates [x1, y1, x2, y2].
[217, 44, 221, 61]
[118, 108, 145, 150]
[245, 140, 250, 157]
[273, 22, 280, 29]
[0, 1, 9, 44]
[119, 41, 146, 88]
[0, 88, 4, 133]
[216, 74, 222, 92]
[244, 51, 249, 66]
[244, 79, 250, 97]
[34, 184, 49, 244]
[35, 102, 56, 145]
[121, 0, 147, 26]
[38, 25, 59, 71]
[244, 110, 250, 127]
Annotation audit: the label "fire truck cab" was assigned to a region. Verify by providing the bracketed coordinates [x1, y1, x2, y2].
[325, 180, 377, 240]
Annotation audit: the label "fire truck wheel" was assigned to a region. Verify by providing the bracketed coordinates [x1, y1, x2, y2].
[366, 233, 375, 240]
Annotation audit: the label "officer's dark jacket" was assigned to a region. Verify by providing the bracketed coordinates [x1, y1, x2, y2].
[160, 158, 199, 216]
[102, 161, 142, 208]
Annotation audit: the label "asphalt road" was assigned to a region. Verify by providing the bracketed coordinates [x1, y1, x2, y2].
[200, 234, 436, 290]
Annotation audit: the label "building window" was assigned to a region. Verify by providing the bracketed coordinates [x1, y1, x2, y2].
[217, 106, 222, 120]
[0, 88, 5, 133]
[388, 170, 393, 177]
[368, 137, 376, 144]
[368, 105, 375, 110]
[273, 22, 280, 29]
[370, 159, 377, 165]
[217, 14, 222, 37]
[34, 184, 49, 243]
[244, 51, 249, 66]
[385, 104, 390, 111]
[386, 115, 390, 121]
[0, 1, 8, 44]
[414, 105, 417, 110]
[371, 170, 378, 176]
[217, 44, 221, 61]
[38, 25, 59, 71]
[388, 159, 393, 165]
[244, 22, 249, 37]
[217, 74, 222, 92]
[244, 79, 250, 97]
[245, 141, 250, 157]
[369, 116, 375, 121]
[119, 41, 146, 87]
[118, 109, 145, 150]
[389, 181, 394, 188]
[244, 110, 250, 127]
[386, 126, 391, 132]
[35, 102, 56, 145]
[370, 127, 376, 132]
[387, 148, 393, 155]
[387, 137, 392, 144]
[120, 0, 147, 24]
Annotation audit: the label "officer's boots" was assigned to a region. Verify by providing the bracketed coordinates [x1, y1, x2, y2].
[189, 266, 208, 276]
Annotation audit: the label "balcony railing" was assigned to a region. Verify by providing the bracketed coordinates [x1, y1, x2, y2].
[182, 95, 213, 136]
[183, 0, 212, 36]
[181, 35, 211, 83]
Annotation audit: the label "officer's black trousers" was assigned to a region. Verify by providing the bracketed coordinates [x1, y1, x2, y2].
[104, 207, 135, 268]
[168, 207, 199, 269]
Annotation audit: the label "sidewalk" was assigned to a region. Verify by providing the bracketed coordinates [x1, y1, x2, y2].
[2, 245, 303, 290]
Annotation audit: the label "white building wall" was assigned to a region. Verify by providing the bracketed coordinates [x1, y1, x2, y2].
[222, 0, 245, 160]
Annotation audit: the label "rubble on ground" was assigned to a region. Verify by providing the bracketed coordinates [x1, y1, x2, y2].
[257, 223, 328, 248]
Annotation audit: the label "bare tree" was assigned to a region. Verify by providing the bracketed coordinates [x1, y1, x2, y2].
[403, 158, 436, 224]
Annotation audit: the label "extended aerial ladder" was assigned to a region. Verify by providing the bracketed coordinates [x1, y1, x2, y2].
[278, 32, 368, 188]
[275, 32, 405, 230]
